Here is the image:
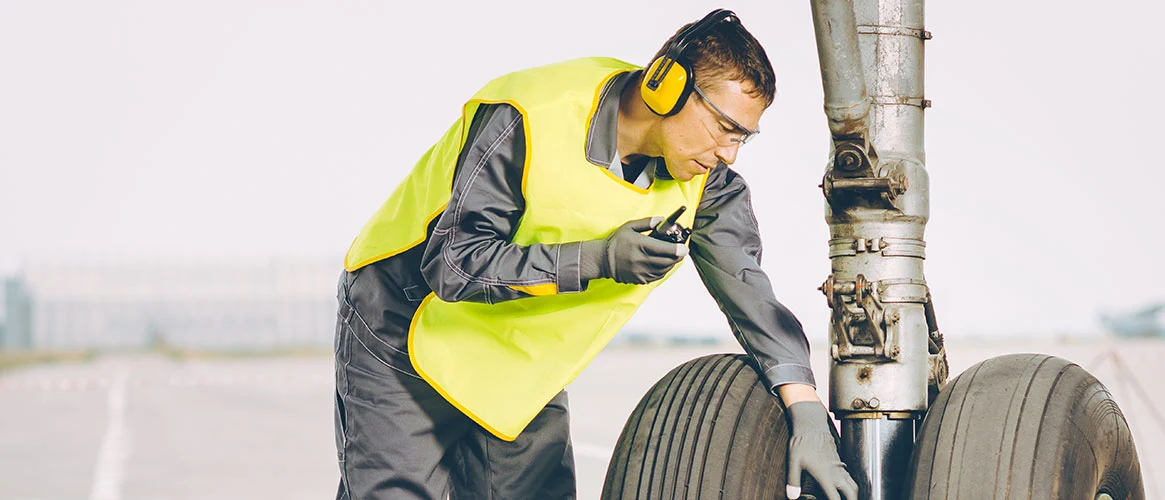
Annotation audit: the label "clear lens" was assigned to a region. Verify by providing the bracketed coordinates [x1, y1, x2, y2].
[693, 84, 759, 147]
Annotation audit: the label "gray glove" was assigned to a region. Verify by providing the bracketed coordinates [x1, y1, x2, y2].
[580, 216, 687, 284]
[785, 401, 859, 500]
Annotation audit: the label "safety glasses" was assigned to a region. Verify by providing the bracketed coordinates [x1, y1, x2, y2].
[692, 84, 760, 145]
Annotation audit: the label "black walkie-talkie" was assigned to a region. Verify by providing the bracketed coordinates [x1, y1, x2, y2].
[650, 206, 692, 244]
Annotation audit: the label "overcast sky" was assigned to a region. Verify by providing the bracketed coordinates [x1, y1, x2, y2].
[1, 0, 1162, 340]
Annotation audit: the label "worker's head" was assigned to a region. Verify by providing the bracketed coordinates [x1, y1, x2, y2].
[640, 10, 775, 181]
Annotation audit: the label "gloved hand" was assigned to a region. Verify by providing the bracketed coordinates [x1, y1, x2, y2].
[785, 401, 859, 500]
[580, 216, 688, 284]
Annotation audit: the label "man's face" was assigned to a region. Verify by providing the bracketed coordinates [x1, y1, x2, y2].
[658, 79, 766, 181]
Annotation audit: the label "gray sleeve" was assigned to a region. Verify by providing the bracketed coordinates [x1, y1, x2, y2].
[690, 165, 817, 392]
[419, 103, 586, 304]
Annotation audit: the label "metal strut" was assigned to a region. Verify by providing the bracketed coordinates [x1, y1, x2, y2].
[811, 0, 939, 497]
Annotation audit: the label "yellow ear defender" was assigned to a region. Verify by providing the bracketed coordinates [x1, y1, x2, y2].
[641, 9, 738, 117]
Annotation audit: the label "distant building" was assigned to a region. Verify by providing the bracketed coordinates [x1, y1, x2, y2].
[3, 257, 342, 351]
[3, 277, 33, 349]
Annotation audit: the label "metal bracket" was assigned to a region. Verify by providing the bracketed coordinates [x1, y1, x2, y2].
[821, 171, 909, 202]
[856, 24, 932, 40]
[870, 95, 932, 109]
[821, 274, 901, 361]
[832, 139, 875, 177]
[829, 237, 927, 259]
[928, 348, 949, 400]
[924, 291, 950, 402]
[821, 139, 907, 205]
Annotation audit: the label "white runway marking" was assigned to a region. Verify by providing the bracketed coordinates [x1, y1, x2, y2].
[89, 370, 129, 500]
[573, 441, 613, 463]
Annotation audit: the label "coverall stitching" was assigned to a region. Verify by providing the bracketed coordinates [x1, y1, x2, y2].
[338, 277, 358, 370]
[741, 183, 762, 243]
[337, 402, 352, 500]
[401, 285, 425, 302]
[438, 112, 556, 290]
[736, 185, 797, 382]
[343, 294, 411, 358]
[337, 278, 355, 499]
[336, 315, 353, 459]
[698, 250, 773, 375]
[435, 234, 557, 288]
[693, 258, 771, 373]
[337, 305, 355, 458]
[439, 245, 555, 286]
[767, 363, 815, 384]
[723, 307, 766, 371]
[693, 170, 811, 388]
[348, 324, 423, 380]
[340, 303, 355, 328]
[574, 243, 582, 292]
[451, 113, 522, 227]
[553, 244, 561, 289]
[483, 435, 494, 500]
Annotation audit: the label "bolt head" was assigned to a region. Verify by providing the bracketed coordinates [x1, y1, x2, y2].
[837, 150, 863, 171]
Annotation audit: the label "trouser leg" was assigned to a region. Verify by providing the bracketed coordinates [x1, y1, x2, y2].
[334, 271, 472, 500]
[450, 390, 577, 500]
[332, 264, 577, 499]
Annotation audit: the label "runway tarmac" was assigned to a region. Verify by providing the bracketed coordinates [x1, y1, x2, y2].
[0, 336, 1160, 499]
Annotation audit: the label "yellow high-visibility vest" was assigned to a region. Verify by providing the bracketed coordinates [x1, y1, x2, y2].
[345, 57, 707, 440]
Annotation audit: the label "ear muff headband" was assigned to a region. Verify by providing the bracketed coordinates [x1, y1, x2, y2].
[642, 9, 738, 116]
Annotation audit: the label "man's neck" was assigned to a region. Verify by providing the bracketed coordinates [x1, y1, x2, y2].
[616, 80, 662, 164]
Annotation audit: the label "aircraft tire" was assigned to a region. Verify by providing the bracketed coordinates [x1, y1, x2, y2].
[601, 353, 827, 499]
[907, 353, 1144, 499]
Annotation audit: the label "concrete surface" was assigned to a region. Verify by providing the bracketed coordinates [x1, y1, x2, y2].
[0, 337, 1161, 499]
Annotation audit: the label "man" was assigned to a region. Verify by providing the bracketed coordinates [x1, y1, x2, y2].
[334, 9, 857, 500]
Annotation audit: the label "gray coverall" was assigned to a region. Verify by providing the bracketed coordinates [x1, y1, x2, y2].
[333, 70, 815, 499]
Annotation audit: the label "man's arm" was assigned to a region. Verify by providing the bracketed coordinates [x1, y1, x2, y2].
[688, 164, 817, 396]
[690, 165, 857, 499]
[420, 103, 587, 303]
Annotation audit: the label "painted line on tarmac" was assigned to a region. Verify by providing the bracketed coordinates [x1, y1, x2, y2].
[89, 369, 129, 500]
[573, 441, 613, 463]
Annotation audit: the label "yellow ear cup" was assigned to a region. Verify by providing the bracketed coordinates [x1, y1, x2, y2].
[641, 56, 693, 116]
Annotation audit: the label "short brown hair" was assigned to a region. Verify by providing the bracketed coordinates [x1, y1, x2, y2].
[650, 16, 777, 107]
